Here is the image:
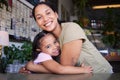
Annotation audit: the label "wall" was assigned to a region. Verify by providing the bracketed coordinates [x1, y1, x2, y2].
[0, 0, 41, 42]
[58, 0, 74, 21]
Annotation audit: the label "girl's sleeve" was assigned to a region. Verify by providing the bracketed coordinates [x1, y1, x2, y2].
[34, 52, 53, 64]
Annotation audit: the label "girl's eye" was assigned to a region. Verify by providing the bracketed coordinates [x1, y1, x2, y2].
[54, 40, 58, 44]
[46, 45, 50, 49]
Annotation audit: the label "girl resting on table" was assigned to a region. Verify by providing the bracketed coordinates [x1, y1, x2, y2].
[19, 1, 113, 73]
[29, 31, 92, 74]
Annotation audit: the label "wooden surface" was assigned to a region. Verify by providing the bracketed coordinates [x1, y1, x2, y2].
[0, 73, 120, 80]
[104, 54, 120, 61]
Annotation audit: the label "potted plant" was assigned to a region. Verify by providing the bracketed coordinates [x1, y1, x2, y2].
[73, 0, 89, 27]
[1, 41, 32, 73]
[102, 8, 116, 49]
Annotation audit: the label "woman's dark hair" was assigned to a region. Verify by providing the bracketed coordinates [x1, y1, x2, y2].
[32, 30, 49, 60]
[32, 1, 57, 21]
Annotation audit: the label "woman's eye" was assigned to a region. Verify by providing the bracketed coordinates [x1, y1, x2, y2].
[36, 16, 42, 20]
[46, 12, 50, 15]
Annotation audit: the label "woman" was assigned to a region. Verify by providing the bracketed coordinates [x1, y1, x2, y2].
[20, 1, 113, 73]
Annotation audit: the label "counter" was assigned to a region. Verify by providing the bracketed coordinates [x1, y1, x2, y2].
[104, 54, 120, 73]
[0, 73, 120, 80]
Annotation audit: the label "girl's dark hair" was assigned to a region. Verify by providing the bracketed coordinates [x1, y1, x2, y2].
[32, 30, 60, 62]
[32, 1, 57, 21]
[32, 30, 49, 60]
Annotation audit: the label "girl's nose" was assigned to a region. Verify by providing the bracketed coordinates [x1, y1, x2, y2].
[53, 45, 57, 49]
[53, 44, 58, 49]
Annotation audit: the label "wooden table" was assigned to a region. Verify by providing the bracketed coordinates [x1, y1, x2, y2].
[0, 73, 120, 80]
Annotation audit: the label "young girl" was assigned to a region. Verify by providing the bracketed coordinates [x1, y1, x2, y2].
[29, 31, 92, 74]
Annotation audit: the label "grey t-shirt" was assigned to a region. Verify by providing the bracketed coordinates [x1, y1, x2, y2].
[59, 22, 113, 73]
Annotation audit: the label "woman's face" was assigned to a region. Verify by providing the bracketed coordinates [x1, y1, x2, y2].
[39, 34, 60, 56]
[34, 4, 59, 32]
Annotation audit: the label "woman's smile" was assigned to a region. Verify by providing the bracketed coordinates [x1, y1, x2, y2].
[35, 4, 59, 32]
[44, 21, 52, 27]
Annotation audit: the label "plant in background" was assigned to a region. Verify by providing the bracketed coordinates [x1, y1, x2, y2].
[0, 0, 8, 11]
[73, 0, 90, 28]
[113, 11, 120, 49]
[20, 41, 32, 62]
[73, 0, 88, 18]
[102, 8, 116, 49]
[1, 41, 32, 72]
[102, 35, 115, 48]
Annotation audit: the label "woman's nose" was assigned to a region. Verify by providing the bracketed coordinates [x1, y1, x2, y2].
[43, 16, 48, 21]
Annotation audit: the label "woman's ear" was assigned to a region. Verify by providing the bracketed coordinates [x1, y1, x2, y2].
[55, 12, 58, 19]
[36, 49, 41, 51]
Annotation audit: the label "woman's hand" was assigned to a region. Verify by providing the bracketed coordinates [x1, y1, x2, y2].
[81, 63, 93, 73]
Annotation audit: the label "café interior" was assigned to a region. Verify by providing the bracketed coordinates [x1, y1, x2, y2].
[0, 0, 120, 78]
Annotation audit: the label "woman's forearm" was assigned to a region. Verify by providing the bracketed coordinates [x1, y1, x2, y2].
[42, 60, 92, 74]
[56, 66, 92, 74]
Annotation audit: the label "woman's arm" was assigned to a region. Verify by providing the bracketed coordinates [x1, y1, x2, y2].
[60, 39, 83, 66]
[42, 59, 92, 74]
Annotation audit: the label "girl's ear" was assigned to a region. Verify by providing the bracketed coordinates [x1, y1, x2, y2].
[36, 49, 41, 51]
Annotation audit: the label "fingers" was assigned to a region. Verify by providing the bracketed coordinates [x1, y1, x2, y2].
[18, 67, 31, 73]
[87, 67, 93, 73]
[83, 66, 93, 73]
[81, 63, 85, 67]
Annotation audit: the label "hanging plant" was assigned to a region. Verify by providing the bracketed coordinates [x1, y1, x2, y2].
[73, 0, 88, 18]
[0, 0, 8, 11]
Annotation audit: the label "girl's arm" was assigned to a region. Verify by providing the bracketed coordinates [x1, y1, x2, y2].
[25, 60, 51, 73]
[41, 59, 92, 74]
[60, 39, 83, 66]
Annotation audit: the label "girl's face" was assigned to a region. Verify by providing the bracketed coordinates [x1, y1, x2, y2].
[39, 34, 60, 56]
[35, 4, 59, 32]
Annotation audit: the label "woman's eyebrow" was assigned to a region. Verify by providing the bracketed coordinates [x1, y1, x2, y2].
[35, 8, 50, 17]
[45, 8, 51, 12]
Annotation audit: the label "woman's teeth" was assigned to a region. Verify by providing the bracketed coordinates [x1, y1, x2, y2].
[45, 22, 52, 27]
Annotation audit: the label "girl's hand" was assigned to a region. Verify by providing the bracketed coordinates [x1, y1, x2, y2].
[19, 67, 31, 73]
